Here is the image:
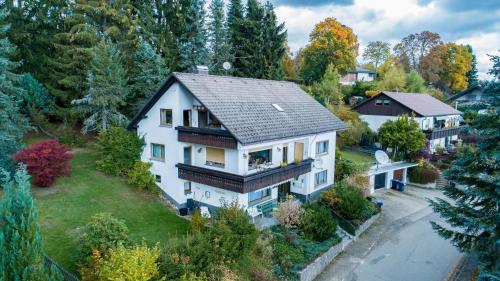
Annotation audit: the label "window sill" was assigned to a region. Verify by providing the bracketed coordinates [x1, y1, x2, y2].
[150, 158, 165, 162]
[316, 152, 328, 157]
[159, 124, 173, 128]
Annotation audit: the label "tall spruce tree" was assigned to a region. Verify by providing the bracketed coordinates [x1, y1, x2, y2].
[465, 45, 479, 87]
[0, 8, 30, 172]
[72, 40, 129, 134]
[429, 55, 500, 279]
[227, 0, 246, 76]
[0, 167, 52, 280]
[178, 0, 208, 72]
[239, 0, 265, 78]
[208, 0, 230, 75]
[128, 41, 170, 115]
[262, 1, 286, 80]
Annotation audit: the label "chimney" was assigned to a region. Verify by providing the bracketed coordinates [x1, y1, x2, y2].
[194, 65, 209, 75]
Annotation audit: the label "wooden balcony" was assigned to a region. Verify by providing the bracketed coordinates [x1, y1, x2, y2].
[176, 126, 238, 149]
[424, 126, 467, 140]
[176, 158, 313, 193]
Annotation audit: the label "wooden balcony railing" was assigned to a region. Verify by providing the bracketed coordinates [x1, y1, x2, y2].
[176, 126, 238, 149]
[176, 158, 313, 193]
[424, 126, 467, 140]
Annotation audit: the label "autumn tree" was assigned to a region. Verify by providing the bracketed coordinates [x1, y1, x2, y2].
[393, 31, 441, 71]
[282, 46, 297, 81]
[362, 41, 391, 69]
[377, 65, 407, 92]
[301, 18, 358, 83]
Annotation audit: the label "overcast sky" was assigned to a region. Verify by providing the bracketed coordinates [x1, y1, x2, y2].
[270, 0, 500, 79]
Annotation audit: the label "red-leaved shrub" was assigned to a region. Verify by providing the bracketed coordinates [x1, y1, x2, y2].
[13, 139, 72, 187]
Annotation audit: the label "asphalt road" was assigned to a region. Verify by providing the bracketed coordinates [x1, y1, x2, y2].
[315, 188, 462, 281]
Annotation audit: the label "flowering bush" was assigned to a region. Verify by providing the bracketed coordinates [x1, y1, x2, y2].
[274, 200, 304, 228]
[13, 139, 72, 187]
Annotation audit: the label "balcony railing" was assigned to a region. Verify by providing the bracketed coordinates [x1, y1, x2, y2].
[176, 158, 313, 193]
[424, 126, 467, 140]
[176, 126, 238, 149]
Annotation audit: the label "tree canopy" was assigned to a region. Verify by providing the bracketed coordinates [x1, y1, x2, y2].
[362, 41, 391, 69]
[378, 114, 426, 160]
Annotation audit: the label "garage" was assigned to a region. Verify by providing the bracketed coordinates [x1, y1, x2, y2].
[374, 173, 386, 190]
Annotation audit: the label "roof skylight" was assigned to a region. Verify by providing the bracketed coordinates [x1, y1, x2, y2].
[272, 103, 284, 112]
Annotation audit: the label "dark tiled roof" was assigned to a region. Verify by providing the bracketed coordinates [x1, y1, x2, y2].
[445, 85, 481, 103]
[128, 72, 347, 145]
[383, 92, 462, 116]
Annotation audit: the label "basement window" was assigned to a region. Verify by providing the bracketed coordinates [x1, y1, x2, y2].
[272, 103, 284, 112]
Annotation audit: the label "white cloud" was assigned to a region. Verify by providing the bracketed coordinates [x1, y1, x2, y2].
[275, 0, 499, 79]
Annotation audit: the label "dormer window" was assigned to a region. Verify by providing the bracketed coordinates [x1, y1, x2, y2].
[383, 99, 390, 106]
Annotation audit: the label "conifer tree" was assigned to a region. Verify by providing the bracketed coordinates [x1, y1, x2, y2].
[72, 40, 129, 134]
[262, 1, 286, 80]
[227, 0, 246, 76]
[208, 0, 230, 75]
[128, 41, 170, 115]
[239, 0, 265, 78]
[0, 8, 30, 172]
[465, 45, 479, 87]
[429, 55, 500, 279]
[0, 167, 48, 280]
[178, 0, 208, 72]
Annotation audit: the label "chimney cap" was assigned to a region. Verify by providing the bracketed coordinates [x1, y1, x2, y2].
[194, 65, 209, 74]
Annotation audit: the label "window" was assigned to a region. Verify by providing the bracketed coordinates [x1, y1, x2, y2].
[248, 188, 271, 205]
[383, 99, 390, 106]
[160, 109, 172, 126]
[151, 143, 165, 161]
[375, 99, 382, 105]
[316, 140, 329, 155]
[315, 170, 327, 187]
[282, 145, 288, 164]
[206, 147, 225, 168]
[272, 103, 284, 112]
[155, 175, 161, 183]
[184, 182, 192, 195]
[249, 149, 272, 170]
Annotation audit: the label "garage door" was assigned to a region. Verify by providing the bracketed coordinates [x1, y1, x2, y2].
[374, 173, 386, 190]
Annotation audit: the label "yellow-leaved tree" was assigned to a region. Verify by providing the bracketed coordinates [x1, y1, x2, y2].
[300, 18, 358, 83]
[98, 244, 163, 281]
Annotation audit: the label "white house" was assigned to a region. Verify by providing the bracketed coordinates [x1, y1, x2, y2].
[128, 71, 347, 212]
[339, 68, 377, 86]
[352, 92, 463, 153]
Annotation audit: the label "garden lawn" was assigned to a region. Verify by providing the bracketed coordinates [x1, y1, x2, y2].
[34, 149, 189, 274]
[341, 150, 374, 167]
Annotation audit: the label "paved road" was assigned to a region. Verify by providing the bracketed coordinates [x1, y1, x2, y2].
[316, 187, 462, 281]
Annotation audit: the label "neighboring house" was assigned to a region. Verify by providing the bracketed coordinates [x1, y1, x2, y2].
[352, 92, 463, 153]
[445, 85, 485, 106]
[340, 68, 376, 86]
[128, 71, 347, 212]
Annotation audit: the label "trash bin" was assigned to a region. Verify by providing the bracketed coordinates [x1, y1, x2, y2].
[391, 179, 406, 192]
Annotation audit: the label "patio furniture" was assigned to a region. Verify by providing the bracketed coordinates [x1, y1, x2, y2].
[257, 200, 276, 215]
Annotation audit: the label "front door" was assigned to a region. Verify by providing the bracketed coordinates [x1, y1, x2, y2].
[278, 182, 291, 202]
[374, 173, 386, 190]
[294, 142, 304, 162]
[183, 147, 192, 165]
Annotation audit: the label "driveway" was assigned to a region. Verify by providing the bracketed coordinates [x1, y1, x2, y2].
[315, 187, 462, 281]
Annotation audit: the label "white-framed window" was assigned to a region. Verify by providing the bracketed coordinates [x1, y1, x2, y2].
[184, 182, 192, 195]
[316, 140, 329, 155]
[248, 188, 272, 205]
[151, 143, 165, 161]
[206, 147, 225, 168]
[383, 99, 391, 106]
[160, 109, 172, 127]
[375, 99, 382, 105]
[315, 170, 328, 187]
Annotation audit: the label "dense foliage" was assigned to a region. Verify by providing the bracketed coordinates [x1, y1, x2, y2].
[0, 167, 62, 281]
[408, 161, 440, 184]
[378, 114, 426, 160]
[13, 139, 72, 187]
[78, 213, 129, 262]
[300, 203, 337, 242]
[127, 161, 156, 190]
[95, 127, 144, 175]
[430, 55, 500, 279]
[321, 184, 377, 224]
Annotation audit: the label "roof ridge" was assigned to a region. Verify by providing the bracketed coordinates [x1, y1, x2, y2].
[172, 71, 296, 84]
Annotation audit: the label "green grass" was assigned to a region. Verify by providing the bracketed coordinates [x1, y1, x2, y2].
[340, 150, 374, 167]
[34, 149, 189, 273]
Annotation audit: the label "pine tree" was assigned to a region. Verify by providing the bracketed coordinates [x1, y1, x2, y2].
[128, 41, 170, 115]
[178, 0, 208, 72]
[261, 1, 286, 80]
[0, 8, 30, 172]
[72, 40, 129, 134]
[227, 0, 246, 76]
[18, 73, 54, 114]
[429, 55, 500, 279]
[208, 0, 230, 75]
[465, 45, 479, 87]
[239, 0, 265, 78]
[0, 167, 47, 280]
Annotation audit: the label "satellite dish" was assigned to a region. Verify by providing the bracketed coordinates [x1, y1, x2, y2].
[222, 61, 231, 70]
[375, 150, 390, 165]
